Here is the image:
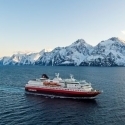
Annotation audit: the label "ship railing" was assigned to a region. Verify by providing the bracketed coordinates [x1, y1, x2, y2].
[43, 86, 88, 92]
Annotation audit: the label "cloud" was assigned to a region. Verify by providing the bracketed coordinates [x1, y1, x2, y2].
[121, 30, 125, 35]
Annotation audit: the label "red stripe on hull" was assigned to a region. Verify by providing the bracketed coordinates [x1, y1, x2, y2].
[25, 86, 100, 97]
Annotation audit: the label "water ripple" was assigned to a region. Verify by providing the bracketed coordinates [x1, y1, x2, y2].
[1, 66, 125, 125]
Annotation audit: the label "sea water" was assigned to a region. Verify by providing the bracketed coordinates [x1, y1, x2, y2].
[0, 66, 125, 125]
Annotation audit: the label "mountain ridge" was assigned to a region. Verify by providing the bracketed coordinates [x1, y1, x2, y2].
[1, 37, 125, 66]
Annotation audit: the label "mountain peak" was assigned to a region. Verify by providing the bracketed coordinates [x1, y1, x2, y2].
[99, 37, 125, 47]
[108, 37, 120, 41]
[70, 39, 88, 47]
[74, 39, 86, 44]
[70, 39, 93, 49]
[107, 37, 125, 46]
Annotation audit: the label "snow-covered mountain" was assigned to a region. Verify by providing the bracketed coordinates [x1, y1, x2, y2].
[80, 37, 125, 66]
[0, 37, 125, 66]
[0, 50, 45, 65]
[36, 39, 93, 66]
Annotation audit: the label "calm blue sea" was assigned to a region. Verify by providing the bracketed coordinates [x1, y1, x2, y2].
[0, 66, 125, 125]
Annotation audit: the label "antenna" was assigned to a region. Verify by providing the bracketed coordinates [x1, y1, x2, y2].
[55, 73, 59, 78]
[70, 74, 74, 79]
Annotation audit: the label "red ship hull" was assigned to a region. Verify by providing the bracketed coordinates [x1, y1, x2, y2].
[25, 86, 101, 98]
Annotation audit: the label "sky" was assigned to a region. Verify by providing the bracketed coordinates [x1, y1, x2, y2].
[0, 0, 125, 57]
